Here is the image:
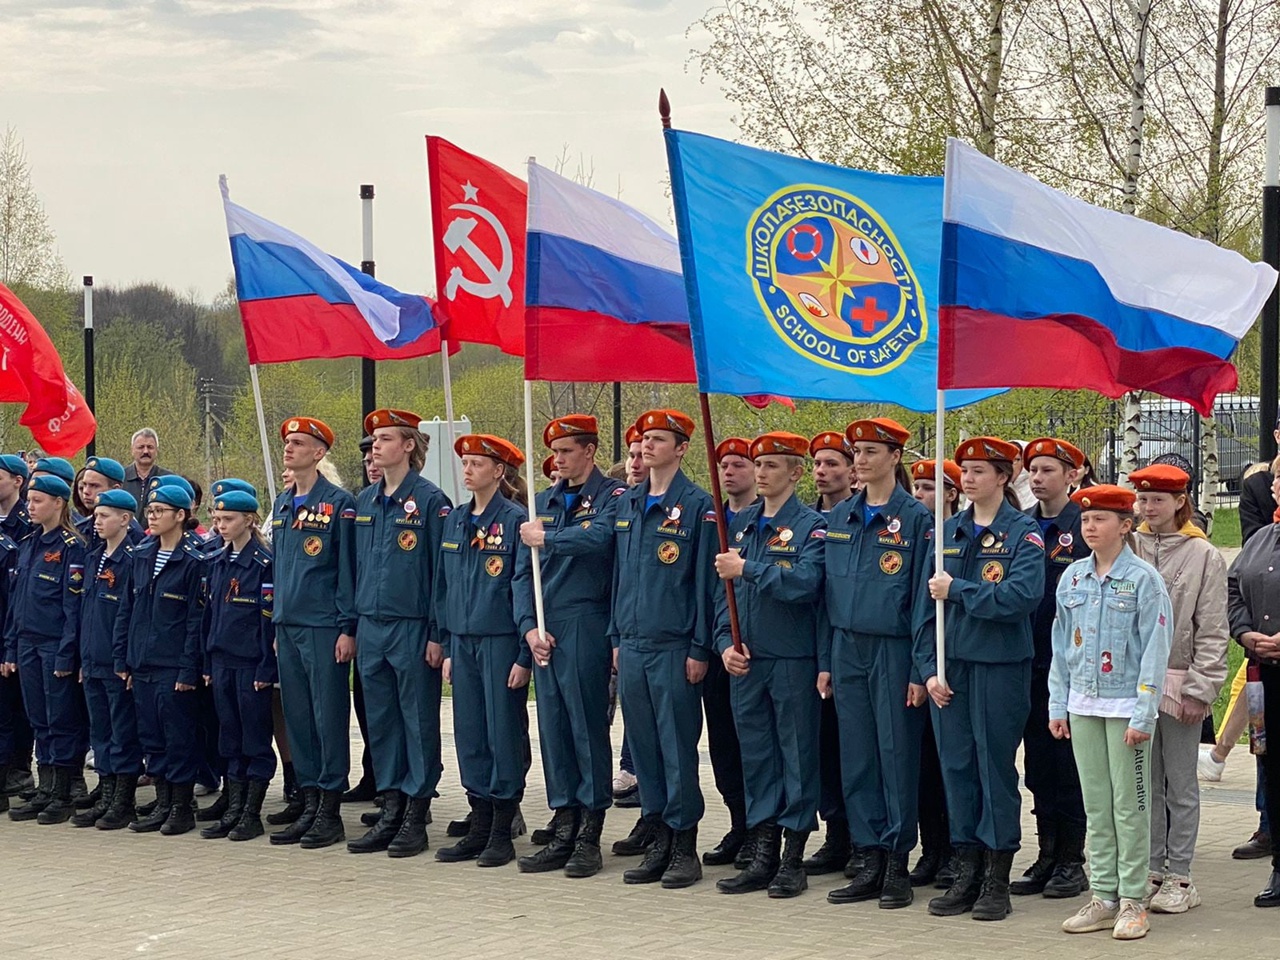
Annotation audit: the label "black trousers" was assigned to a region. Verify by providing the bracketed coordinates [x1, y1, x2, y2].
[818, 694, 845, 823]
[1260, 663, 1280, 869]
[918, 708, 947, 848]
[1022, 668, 1086, 827]
[702, 655, 745, 816]
[350, 664, 376, 788]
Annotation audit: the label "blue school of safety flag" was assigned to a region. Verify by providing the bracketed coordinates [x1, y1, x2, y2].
[664, 130, 1002, 411]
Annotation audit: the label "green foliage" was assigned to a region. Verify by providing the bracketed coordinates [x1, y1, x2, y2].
[1209, 507, 1241, 548]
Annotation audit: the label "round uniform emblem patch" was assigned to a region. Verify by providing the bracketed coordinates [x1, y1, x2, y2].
[485, 555, 504, 577]
[657, 540, 680, 564]
[879, 550, 903, 575]
[303, 536, 323, 557]
[774, 559, 792, 569]
[1058, 532, 1074, 548]
[398, 530, 418, 551]
[747, 184, 926, 377]
[981, 560, 1004, 583]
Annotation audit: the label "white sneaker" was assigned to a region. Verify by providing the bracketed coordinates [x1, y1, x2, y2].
[1062, 897, 1119, 934]
[1197, 745, 1225, 782]
[1143, 871, 1163, 905]
[1149, 874, 1201, 914]
[1112, 899, 1149, 940]
[85, 749, 96, 771]
[611, 769, 638, 796]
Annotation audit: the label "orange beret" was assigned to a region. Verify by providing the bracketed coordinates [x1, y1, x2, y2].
[955, 436, 1020, 465]
[715, 438, 752, 463]
[541, 455, 556, 480]
[1072, 484, 1137, 513]
[636, 409, 695, 440]
[544, 414, 598, 447]
[912, 459, 962, 489]
[847, 418, 911, 448]
[750, 432, 810, 461]
[1023, 437, 1085, 470]
[363, 408, 423, 436]
[625, 424, 642, 447]
[810, 431, 855, 462]
[1129, 464, 1189, 493]
[281, 416, 335, 448]
[455, 434, 525, 469]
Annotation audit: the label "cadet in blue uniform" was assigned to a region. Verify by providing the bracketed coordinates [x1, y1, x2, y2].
[1012, 439, 1090, 899]
[118, 484, 207, 836]
[610, 409, 717, 889]
[436, 433, 531, 868]
[349, 409, 450, 859]
[200, 487, 277, 842]
[713, 432, 826, 899]
[514, 415, 624, 877]
[75, 457, 145, 549]
[74, 489, 144, 830]
[803, 431, 856, 876]
[0, 453, 32, 804]
[918, 436, 1046, 920]
[269, 416, 357, 849]
[822, 419, 933, 909]
[3, 475, 85, 824]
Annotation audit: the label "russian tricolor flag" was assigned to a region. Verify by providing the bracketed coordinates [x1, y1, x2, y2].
[221, 177, 444, 364]
[938, 139, 1277, 415]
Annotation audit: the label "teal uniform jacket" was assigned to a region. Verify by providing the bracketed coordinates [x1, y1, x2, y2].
[271, 476, 357, 635]
[354, 473, 452, 636]
[609, 469, 717, 660]
[713, 493, 826, 658]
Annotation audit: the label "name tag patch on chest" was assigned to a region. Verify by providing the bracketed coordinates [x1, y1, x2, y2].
[824, 530, 851, 542]
[441, 540, 462, 552]
[615, 520, 632, 531]
[657, 541, 680, 564]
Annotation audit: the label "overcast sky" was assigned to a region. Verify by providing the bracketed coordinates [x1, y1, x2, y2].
[1, 0, 737, 300]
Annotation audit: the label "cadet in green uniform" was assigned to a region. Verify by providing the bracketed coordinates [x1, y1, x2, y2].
[268, 416, 357, 850]
[918, 437, 1046, 921]
[713, 432, 825, 899]
[435, 434, 531, 868]
[823, 419, 932, 909]
[610, 409, 717, 890]
[348, 409, 450, 859]
[514, 415, 624, 878]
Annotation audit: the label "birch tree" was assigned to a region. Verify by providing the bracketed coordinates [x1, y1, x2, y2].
[0, 127, 65, 289]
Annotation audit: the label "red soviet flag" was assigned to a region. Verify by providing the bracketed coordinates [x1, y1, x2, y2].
[427, 137, 526, 356]
[0, 282, 97, 456]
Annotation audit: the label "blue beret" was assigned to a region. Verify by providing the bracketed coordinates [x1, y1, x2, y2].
[0, 454, 29, 480]
[153, 475, 195, 500]
[211, 478, 256, 499]
[29, 475, 71, 500]
[83, 456, 126, 483]
[212, 490, 259, 513]
[96, 489, 138, 512]
[34, 457, 75, 484]
[147, 485, 192, 511]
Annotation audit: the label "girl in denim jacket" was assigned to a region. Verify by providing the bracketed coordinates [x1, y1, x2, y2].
[1048, 485, 1172, 941]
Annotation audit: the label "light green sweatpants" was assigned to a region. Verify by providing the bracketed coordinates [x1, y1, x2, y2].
[1069, 714, 1151, 901]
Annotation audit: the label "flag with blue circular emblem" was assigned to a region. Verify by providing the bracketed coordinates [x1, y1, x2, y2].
[664, 130, 1002, 411]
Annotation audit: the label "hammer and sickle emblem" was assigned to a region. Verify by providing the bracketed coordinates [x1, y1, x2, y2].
[443, 202, 513, 306]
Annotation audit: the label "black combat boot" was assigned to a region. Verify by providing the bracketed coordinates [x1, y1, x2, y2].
[437, 797, 493, 862]
[623, 821, 672, 884]
[518, 806, 578, 873]
[717, 822, 780, 894]
[387, 796, 431, 858]
[8, 763, 53, 821]
[4, 761, 34, 798]
[228, 779, 269, 841]
[702, 797, 747, 866]
[0, 765, 8, 814]
[928, 846, 984, 916]
[530, 812, 556, 846]
[802, 817, 850, 876]
[1009, 817, 1056, 895]
[130, 777, 171, 832]
[300, 789, 345, 848]
[564, 808, 606, 878]
[910, 818, 949, 886]
[70, 771, 93, 809]
[880, 851, 913, 909]
[446, 810, 473, 837]
[828, 847, 888, 904]
[477, 798, 518, 867]
[348, 790, 405, 853]
[196, 779, 230, 822]
[160, 782, 197, 835]
[934, 850, 957, 888]
[98, 775, 138, 830]
[1043, 820, 1088, 898]
[36, 766, 77, 824]
[661, 826, 702, 889]
[200, 780, 247, 839]
[612, 813, 657, 856]
[768, 828, 811, 899]
[972, 848, 1015, 920]
[266, 781, 307, 826]
[270, 786, 319, 844]
[72, 774, 117, 828]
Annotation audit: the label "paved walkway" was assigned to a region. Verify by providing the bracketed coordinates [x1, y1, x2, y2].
[2, 703, 1277, 960]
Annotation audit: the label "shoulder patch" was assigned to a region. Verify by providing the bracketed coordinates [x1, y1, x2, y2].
[340, 507, 356, 520]
[612, 487, 625, 497]
[703, 510, 717, 522]
[1024, 532, 1045, 549]
[438, 506, 452, 517]
[809, 528, 826, 539]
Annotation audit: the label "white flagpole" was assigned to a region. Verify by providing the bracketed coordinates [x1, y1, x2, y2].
[934, 388, 947, 690]
[440, 340, 463, 500]
[250, 363, 277, 504]
[522, 380, 551, 667]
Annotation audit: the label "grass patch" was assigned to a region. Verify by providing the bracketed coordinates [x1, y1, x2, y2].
[1210, 507, 1241, 548]
[1211, 640, 1246, 736]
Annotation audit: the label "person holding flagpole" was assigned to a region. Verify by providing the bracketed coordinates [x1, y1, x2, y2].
[917, 437, 1045, 921]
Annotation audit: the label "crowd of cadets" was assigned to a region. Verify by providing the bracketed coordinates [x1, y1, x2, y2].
[0, 407, 1271, 940]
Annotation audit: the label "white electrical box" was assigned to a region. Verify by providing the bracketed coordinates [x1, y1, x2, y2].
[418, 416, 472, 506]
